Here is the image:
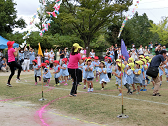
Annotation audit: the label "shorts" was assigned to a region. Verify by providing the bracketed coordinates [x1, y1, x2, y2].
[107, 73, 111, 79]
[87, 78, 94, 81]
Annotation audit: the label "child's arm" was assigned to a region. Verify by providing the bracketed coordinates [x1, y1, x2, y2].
[112, 72, 121, 78]
[160, 66, 165, 74]
[134, 70, 141, 75]
[89, 66, 93, 71]
[143, 71, 145, 79]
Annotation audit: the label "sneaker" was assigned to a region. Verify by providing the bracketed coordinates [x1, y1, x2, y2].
[90, 88, 94, 92]
[54, 84, 58, 86]
[28, 70, 30, 72]
[136, 92, 140, 95]
[78, 83, 82, 86]
[129, 92, 133, 95]
[118, 93, 122, 96]
[87, 88, 90, 92]
[83, 87, 86, 89]
[45, 84, 49, 87]
[57, 83, 60, 86]
[101, 88, 104, 90]
[133, 89, 136, 92]
[153, 93, 161, 96]
[23, 70, 26, 72]
[140, 89, 143, 91]
[6, 83, 9, 86]
[35, 82, 37, 85]
[61, 81, 65, 84]
[69, 94, 77, 97]
[143, 89, 147, 91]
[96, 80, 98, 82]
[16, 78, 21, 83]
[8, 84, 12, 87]
[39, 77, 41, 81]
[64, 83, 68, 86]
[152, 87, 154, 89]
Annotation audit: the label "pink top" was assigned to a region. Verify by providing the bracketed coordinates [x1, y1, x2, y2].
[68, 53, 81, 69]
[8, 48, 15, 62]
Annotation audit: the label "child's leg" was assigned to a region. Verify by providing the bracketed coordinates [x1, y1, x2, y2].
[64, 76, 67, 83]
[90, 81, 93, 88]
[101, 83, 104, 89]
[35, 75, 37, 82]
[137, 85, 140, 92]
[160, 75, 162, 85]
[87, 81, 90, 88]
[132, 83, 136, 91]
[96, 71, 98, 81]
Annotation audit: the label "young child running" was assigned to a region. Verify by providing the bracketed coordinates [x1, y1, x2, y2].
[106, 57, 112, 80]
[159, 64, 165, 86]
[114, 59, 121, 87]
[99, 61, 110, 90]
[53, 60, 61, 86]
[60, 58, 69, 86]
[165, 56, 168, 82]
[125, 63, 134, 94]
[83, 58, 87, 89]
[45, 60, 50, 69]
[140, 59, 147, 91]
[32, 60, 41, 85]
[41, 63, 52, 86]
[133, 61, 143, 94]
[112, 63, 125, 96]
[85, 59, 94, 92]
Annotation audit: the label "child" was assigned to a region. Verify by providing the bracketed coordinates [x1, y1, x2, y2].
[32, 60, 41, 85]
[53, 60, 60, 86]
[85, 59, 94, 92]
[140, 59, 147, 91]
[60, 58, 69, 85]
[41, 63, 52, 86]
[133, 61, 143, 94]
[128, 57, 134, 63]
[165, 56, 168, 82]
[94, 56, 100, 82]
[145, 56, 151, 84]
[99, 61, 110, 90]
[125, 63, 134, 94]
[45, 60, 50, 69]
[83, 58, 87, 89]
[78, 58, 85, 85]
[106, 57, 112, 80]
[112, 63, 125, 96]
[114, 59, 121, 87]
[159, 64, 165, 86]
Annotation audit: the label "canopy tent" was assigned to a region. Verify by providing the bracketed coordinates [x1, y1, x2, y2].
[0, 36, 19, 49]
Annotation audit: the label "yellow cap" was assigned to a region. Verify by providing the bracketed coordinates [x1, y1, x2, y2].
[129, 57, 134, 62]
[148, 59, 152, 63]
[101, 61, 105, 64]
[135, 61, 143, 69]
[141, 59, 147, 64]
[73, 43, 82, 52]
[116, 59, 121, 62]
[128, 63, 135, 71]
[139, 55, 144, 59]
[145, 56, 150, 60]
[118, 63, 125, 72]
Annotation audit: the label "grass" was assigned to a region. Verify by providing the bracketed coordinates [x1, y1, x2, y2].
[0, 73, 168, 126]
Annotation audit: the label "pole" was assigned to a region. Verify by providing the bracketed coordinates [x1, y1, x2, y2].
[120, 55, 124, 114]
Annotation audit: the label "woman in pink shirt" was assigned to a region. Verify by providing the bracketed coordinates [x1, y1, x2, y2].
[7, 41, 22, 87]
[68, 43, 83, 97]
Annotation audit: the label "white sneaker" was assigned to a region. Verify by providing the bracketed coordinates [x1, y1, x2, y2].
[16, 78, 21, 83]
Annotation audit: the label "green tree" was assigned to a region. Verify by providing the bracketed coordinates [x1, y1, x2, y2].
[149, 17, 168, 45]
[55, 0, 133, 56]
[0, 0, 26, 37]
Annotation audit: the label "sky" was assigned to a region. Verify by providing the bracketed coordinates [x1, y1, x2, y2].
[13, 0, 168, 33]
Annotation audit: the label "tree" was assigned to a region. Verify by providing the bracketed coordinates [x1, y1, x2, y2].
[149, 17, 168, 45]
[0, 0, 26, 37]
[55, 0, 133, 56]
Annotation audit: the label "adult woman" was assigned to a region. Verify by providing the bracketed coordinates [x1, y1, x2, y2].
[89, 49, 95, 58]
[44, 49, 49, 62]
[23, 44, 30, 72]
[138, 45, 144, 56]
[131, 48, 137, 61]
[56, 49, 60, 61]
[7, 41, 22, 87]
[29, 48, 35, 70]
[49, 50, 55, 69]
[68, 43, 83, 97]
[144, 46, 150, 56]
[155, 45, 161, 55]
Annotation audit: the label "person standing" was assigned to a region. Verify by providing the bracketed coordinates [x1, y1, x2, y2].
[89, 49, 95, 58]
[56, 49, 60, 61]
[68, 43, 83, 97]
[44, 49, 49, 62]
[114, 44, 118, 61]
[29, 49, 35, 70]
[0, 50, 3, 60]
[23, 44, 30, 72]
[150, 50, 167, 96]
[155, 45, 161, 55]
[49, 50, 55, 69]
[149, 42, 153, 54]
[144, 46, 150, 56]
[138, 45, 144, 56]
[59, 48, 65, 65]
[7, 41, 22, 87]
[80, 47, 85, 58]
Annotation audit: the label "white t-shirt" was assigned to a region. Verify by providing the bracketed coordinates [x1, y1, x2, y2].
[138, 48, 144, 55]
[80, 50, 85, 58]
[44, 52, 49, 59]
[49, 53, 54, 62]
[90, 52, 95, 58]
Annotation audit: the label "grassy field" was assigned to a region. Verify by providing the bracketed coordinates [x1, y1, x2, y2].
[0, 73, 168, 126]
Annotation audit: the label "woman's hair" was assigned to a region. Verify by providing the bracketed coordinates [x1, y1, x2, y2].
[71, 46, 79, 55]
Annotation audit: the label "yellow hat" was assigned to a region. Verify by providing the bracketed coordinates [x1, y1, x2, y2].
[135, 61, 143, 69]
[145, 56, 150, 60]
[118, 63, 125, 71]
[141, 59, 147, 64]
[128, 63, 135, 71]
[73, 43, 82, 52]
[116, 59, 121, 62]
[101, 61, 105, 64]
[148, 59, 152, 63]
[139, 55, 144, 59]
[129, 57, 134, 62]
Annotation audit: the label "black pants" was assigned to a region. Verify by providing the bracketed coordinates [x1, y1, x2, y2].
[107, 73, 111, 79]
[55, 78, 59, 84]
[114, 54, 118, 61]
[68, 68, 79, 94]
[35, 75, 40, 82]
[8, 61, 22, 84]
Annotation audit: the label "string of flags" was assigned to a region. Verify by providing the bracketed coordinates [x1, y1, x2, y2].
[118, 0, 141, 38]
[39, 0, 62, 36]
